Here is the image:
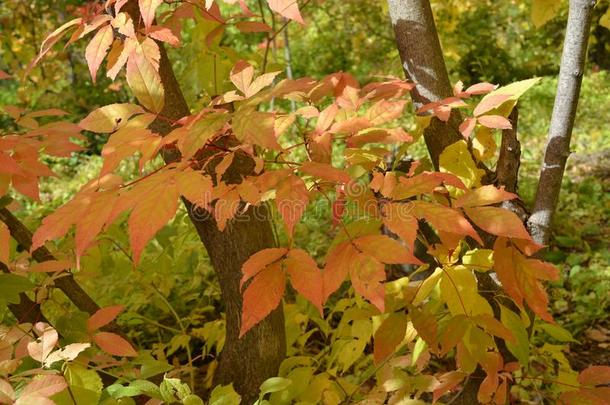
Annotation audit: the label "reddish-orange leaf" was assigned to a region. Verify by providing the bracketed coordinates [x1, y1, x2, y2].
[241, 247, 288, 288]
[32, 198, 89, 250]
[93, 332, 137, 357]
[0, 223, 8, 265]
[76, 192, 118, 258]
[300, 162, 350, 183]
[465, 82, 497, 95]
[275, 174, 309, 237]
[0, 152, 24, 175]
[353, 234, 422, 265]
[373, 312, 408, 364]
[175, 169, 213, 207]
[85, 24, 114, 83]
[138, 0, 163, 29]
[478, 115, 512, 130]
[285, 249, 324, 314]
[454, 185, 518, 208]
[267, 0, 304, 24]
[413, 201, 483, 244]
[578, 366, 610, 386]
[0, 69, 11, 80]
[459, 117, 477, 139]
[381, 204, 418, 252]
[464, 206, 531, 240]
[240, 262, 286, 337]
[349, 253, 386, 312]
[322, 241, 354, 300]
[87, 305, 125, 332]
[128, 177, 180, 264]
[28, 260, 72, 273]
[433, 371, 467, 403]
[473, 94, 512, 117]
[365, 99, 407, 126]
[147, 26, 180, 47]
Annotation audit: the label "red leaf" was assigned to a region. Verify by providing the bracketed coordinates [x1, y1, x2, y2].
[241, 248, 288, 288]
[85, 24, 113, 83]
[478, 115, 512, 130]
[240, 262, 286, 337]
[87, 305, 125, 332]
[285, 249, 324, 314]
[353, 234, 422, 265]
[578, 366, 610, 386]
[94, 332, 137, 357]
[464, 206, 531, 240]
[373, 313, 408, 363]
[0, 70, 11, 80]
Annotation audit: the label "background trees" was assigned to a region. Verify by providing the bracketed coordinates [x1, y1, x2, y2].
[0, 0, 609, 404]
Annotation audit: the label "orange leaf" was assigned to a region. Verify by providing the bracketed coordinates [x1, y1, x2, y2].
[353, 234, 422, 265]
[322, 241, 354, 300]
[230, 60, 254, 95]
[477, 115, 512, 130]
[433, 371, 467, 403]
[235, 21, 272, 33]
[349, 253, 385, 312]
[94, 332, 137, 357]
[454, 185, 518, 208]
[240, 262, 286, 337]
[373, 312, 407, 364]
[29, 260, 72, 273]
[381, 204, 418, 253]
[241, 248, 288, 288]
[267, 0, 305, 24]
[0, 223, 8, 265]
[128, 175, 180, 264]
[85, 24, 113, 83]
[275, 174, 309, 236]
[87, 305, 125, 332]
[413, 201, 482, 244]
[285, 249, 324, 314]
[76, 192, 118, 258]
[300, 162, 350, 183]
[232, 109, 280, 150]
[464, 206, 531, 240]
[147, 26, 180, 47]
[578, 366, 610, 386]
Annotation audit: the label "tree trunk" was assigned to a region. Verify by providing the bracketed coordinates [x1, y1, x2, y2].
[527, 0, 596, 245]
[387, 0, 462, 168]
[123, 3, 287, 401]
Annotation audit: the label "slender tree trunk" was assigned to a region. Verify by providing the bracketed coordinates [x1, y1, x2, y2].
[527, 0, 596, 245]
[387, 0, 462, 168]
[121, 3, 286, 400]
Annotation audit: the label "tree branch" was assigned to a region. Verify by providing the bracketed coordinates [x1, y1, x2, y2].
[527, 0, 597, 245]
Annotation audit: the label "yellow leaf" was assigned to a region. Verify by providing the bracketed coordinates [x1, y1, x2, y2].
[601, 9, 610, 30]
[439, 140, 484, 188]
[532, 0, 561, 28]
[126, 46, 165, 113]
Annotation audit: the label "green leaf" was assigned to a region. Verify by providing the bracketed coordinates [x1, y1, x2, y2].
[500, 305, 530, 365]
[128, 380, 162, 400]
[52, 364, 103, 405]
[540, 323, 578, 343]
[209, 384, 241, 405]
[106, 384, 141, 399]
[182, 394, 204, 405]
[0, 274, 33, 305]
[259, 377, 292, 397]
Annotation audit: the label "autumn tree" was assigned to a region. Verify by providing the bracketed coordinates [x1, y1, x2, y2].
[1, 0, 609, 404]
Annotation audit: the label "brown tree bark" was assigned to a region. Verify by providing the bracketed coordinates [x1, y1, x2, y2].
[387, 0, 463, 169]
[122, 3, 286, 401]
[527, 0, 597, 245]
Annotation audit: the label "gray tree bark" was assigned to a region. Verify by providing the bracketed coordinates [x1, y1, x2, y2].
[527, 0, 597, 245]
[387, 0, 463, 168]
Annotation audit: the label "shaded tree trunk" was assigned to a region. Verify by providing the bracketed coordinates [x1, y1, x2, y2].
[122, 3, 287, 401]
[527, 0, 597, 245]
[387, 0, 462, 168]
